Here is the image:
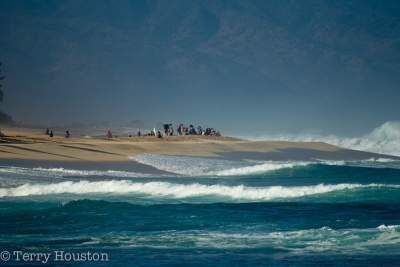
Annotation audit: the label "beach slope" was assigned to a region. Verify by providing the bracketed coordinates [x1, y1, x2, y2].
[1, 126, 399, 173]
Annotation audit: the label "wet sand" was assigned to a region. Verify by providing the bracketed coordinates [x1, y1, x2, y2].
[0, 159, 173, 175]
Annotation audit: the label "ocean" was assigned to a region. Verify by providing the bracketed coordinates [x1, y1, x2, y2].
[1, 122, 400, 266]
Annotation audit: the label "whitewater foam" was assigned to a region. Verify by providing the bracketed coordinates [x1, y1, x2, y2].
[129, 154, 400, 176]
[0, 166, 152, 178]
[377, 224, 400, 230]
[130, 154, 315, 176]
[87, 225, 400, 252]
[316, 158, 400, 169]
[234, 121, 400, 157]
[0, 180, 397, 200]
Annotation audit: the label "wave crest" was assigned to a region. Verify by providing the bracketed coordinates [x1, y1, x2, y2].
[369, 121, 400, 141]
[130, 154, 313, 176]
[236, 121, 400, 157]
[0, 180, 396, 200]
[130, 154, 400, 176]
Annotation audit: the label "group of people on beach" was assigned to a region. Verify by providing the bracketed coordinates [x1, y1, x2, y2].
[45, 128, 69, 138]
[135, 124, 221, 138]
[126, 124, 221, 138]
[105, 124, 221, 139]
[136, 129, 162, 138]
[166, 124, 221, 137]
[44, 123, 220, 139]
[45, 128, 53, 137]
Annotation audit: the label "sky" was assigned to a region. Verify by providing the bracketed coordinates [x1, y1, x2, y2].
[1, 0, 399, 136]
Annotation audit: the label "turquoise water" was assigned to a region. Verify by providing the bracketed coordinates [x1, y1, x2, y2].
[1, 156, 400, 266]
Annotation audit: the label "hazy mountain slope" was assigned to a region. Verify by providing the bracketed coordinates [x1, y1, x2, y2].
[1, 0, 399, 131]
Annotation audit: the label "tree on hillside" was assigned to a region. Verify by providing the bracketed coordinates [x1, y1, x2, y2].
[0, 62, 12, 125]
[0, 62, 4, 102]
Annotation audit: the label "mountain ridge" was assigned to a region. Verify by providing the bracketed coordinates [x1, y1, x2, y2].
[1, 0, 399, 131]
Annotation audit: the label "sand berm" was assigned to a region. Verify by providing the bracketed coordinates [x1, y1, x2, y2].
[1, 125, 398, 174]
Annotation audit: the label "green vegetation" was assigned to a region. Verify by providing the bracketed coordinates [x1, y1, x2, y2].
[0, 110, 14, 124]
[0, 63, 13, 124]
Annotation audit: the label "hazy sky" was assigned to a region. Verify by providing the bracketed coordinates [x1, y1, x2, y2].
[1, 0, 399, 135]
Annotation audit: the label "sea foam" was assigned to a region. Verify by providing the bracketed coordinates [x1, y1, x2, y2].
[130, 154, 314, 176]
[235, 121, 400, 157]
[130, 154, 400, 176]
[0, 166, 151, 178]
[80, 225, 400, 251]
[0, 180, 397, 200]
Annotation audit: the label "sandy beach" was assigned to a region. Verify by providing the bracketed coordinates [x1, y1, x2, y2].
[1, 124, 399, 173]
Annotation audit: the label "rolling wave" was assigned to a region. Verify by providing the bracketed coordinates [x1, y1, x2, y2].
[130, 154, 400, 176]
[130, 154, 314, 176]
[0, 180, 398, 200]
[2, 157, 399, 182]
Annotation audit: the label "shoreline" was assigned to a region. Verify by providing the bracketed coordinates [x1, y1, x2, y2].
[1, 125, 399, 173]
[0, 159, 172, 175]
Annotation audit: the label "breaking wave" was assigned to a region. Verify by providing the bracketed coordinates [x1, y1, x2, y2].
[0, 180, 398, 200]
[129, 155, 400, 176]
[129, 154, 315, 176]
[237, 121, 400, 157]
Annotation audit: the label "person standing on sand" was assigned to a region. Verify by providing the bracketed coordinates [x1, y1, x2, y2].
[137, 129, 141, 137]
[106, 130, 112, 138]
[49, 131, 53, 137]
[45, 128, 49, 135]
[65, 131, 69, 138]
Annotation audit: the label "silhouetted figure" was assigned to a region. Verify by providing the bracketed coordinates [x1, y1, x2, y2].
[65, 131, 69, 138]
[163, 123, 172, 135]
[49, 131, 53, 137]
[45, 128, 49, 135]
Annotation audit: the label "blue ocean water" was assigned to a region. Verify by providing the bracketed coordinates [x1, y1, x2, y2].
[1, 154, 400, 266]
